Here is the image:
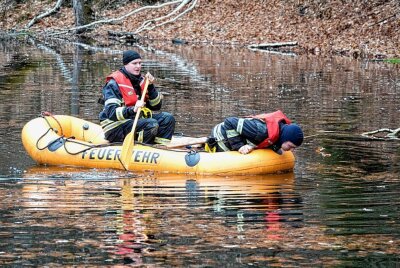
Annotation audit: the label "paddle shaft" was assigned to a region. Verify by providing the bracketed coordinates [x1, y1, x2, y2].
[120, 78, 150, 170]
[164, 137, 208, 149]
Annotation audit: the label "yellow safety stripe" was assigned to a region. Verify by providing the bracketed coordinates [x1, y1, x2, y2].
[149, 92, 162, 106]
[105, 98, 122, 106]
[237, 118, 245, 134]
[101, 119, 130, 133]
[100, 119, 114, 127]
[213, 123, 230, 152]
[116, 107, 126, 121]
[226, 129, 239, 138]
[137, 130, 144, 143]
[154, 137, 171, 145]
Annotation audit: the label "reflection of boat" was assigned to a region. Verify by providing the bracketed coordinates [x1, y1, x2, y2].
[23, 166, 295, 195]
[150, 172, 295, 195]
[21, 167, 298, 244]
[21, 115, 295, 175]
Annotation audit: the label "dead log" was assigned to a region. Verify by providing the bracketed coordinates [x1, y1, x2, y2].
[248, 41, 298, 49]
[108, 30, 141, 42]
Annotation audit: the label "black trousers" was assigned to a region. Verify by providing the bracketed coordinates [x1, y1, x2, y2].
[105, 112, 175, 144]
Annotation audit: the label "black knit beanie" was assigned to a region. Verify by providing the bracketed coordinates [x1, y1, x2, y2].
[278, 124, 304, 146]
[122, 50, 141, 65]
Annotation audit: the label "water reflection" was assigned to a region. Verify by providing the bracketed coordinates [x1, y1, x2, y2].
[0, 38, 399, 266]
[0, 167, 299, 266]
[5, 165, 396, 266]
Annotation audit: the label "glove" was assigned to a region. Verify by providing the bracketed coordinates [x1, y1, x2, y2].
[145, 72, 155, 84]
[238, 144, 255, 155]
[126, 100, 145, 117]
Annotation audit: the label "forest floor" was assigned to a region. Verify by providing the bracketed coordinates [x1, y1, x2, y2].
[1, 0, 399, 59]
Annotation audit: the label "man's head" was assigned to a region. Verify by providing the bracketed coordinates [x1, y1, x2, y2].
[123, 50, 142, 76]
[279, 124, 304, 151]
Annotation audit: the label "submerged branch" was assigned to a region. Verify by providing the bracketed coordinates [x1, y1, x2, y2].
[361, 128, 400, 140]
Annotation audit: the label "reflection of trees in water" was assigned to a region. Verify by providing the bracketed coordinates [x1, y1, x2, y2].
[110, 179, 149, 265]
[1, 39, 399, 142]
[159, 46, 400, 125]
[210, 191, 304, 241]
[171, 173, 304, 241]
[9, 168, 400, 266]
[15, 175, 156, 266]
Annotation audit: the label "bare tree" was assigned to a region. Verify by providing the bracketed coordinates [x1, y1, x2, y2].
[24, 0, 197, 37]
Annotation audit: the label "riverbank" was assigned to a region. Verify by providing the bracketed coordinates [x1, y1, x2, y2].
[1, 0, 399, 58]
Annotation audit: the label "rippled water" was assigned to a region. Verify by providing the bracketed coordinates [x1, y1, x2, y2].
[0, 37, 399, 266]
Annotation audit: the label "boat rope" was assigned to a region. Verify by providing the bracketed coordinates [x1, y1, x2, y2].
[35, 128, 116, 154]
[41, 111, 64, 136]
[36, 128, 64, 151]
[36, 111, 122, 155]
[62, 137, 115, 155]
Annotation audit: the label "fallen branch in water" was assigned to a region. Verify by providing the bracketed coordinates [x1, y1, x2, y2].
[247, 41, 298, 56]
[248, 41, 298, 49]
[108, 30, 141, 43]
[361, 128, 400, 140]
[248, 47, 297, 57]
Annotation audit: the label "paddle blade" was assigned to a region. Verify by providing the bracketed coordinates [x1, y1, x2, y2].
[120, 131, 134, 169]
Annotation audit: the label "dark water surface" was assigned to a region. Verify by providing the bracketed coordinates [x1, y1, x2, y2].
[0, 37, 399, 267]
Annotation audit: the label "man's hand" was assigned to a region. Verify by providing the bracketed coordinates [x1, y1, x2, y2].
[133, 100, 145, 112]
[238, 144, 255, 155]
[145, 72, 155, 84]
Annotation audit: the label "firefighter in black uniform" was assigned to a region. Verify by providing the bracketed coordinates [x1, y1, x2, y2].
[206, 110, 303, 154]
[99, 50, 175, 145]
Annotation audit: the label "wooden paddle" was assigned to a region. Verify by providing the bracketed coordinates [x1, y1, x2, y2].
[164, 136, 208, 149]
[120, 77, 150, 170]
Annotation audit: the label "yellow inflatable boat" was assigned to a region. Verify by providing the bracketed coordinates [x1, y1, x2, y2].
[21, 115, 295, 175]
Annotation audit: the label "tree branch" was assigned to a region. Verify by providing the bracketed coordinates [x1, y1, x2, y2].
[44, 0, 197, 38]
[248, 41, 298, 49]
[62, 0, 182, 34]
[25, 0, 64, 29]
[135, 0, 196, 33]
[361, 128, 400, 140]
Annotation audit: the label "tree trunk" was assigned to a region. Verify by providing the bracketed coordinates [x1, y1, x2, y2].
[73, 0, 95, 34]
[73, 0, 85, 34]
[71, 45, 83, 115]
